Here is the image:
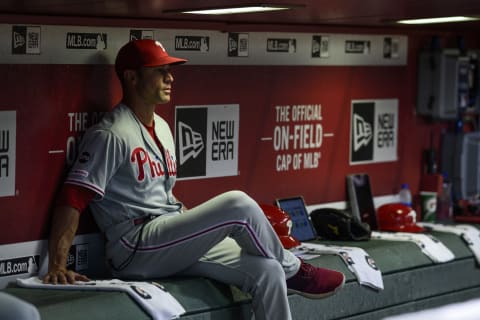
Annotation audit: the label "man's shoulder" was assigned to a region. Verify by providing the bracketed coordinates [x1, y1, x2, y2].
[82, 104, 137, 144]
[97, 104, 137, 132]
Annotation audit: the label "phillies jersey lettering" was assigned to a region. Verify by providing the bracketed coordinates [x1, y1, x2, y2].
[164, 148, 177, 176]
[131, 147, 177, 181]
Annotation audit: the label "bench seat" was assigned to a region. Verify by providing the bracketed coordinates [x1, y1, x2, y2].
[4, 230, 480, 320]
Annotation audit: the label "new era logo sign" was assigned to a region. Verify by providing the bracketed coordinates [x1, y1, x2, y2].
[351, 102, 374, 162]
[178, 121, 204, 165]
[176, 107, 207, 178]
[12, 26, 41, 54]
[352, 113, 373, 152]
[175, 105, 239, 179]
[350, 99, 398, 164]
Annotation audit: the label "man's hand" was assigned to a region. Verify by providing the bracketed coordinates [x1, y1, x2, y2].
[43, 268, 90, 284]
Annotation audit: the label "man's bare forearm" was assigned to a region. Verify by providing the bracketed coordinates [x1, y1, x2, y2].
[47, 205, 79, 271]
[44, 206, 89, 284]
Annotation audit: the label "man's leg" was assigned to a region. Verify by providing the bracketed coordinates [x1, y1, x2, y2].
[179, 238, 292, 320]
[109, 190, 299, 279]
[108, 190, 344, 301]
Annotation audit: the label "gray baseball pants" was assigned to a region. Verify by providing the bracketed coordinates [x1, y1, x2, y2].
[107, 190, 300, 320]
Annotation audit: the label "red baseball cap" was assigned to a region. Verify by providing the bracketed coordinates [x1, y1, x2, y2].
[115, 39, 187, 77]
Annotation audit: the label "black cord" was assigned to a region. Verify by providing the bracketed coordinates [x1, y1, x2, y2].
[109, 217, 150, 272]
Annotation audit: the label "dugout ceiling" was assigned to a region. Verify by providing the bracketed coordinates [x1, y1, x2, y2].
[0, 0, 479, 32]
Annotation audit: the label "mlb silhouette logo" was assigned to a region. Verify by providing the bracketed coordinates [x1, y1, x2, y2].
[351, 102, 374, 163]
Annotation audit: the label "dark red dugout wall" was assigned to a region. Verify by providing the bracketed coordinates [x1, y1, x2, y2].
[0, 21, 478, 244]
[169, 65, 410, 201]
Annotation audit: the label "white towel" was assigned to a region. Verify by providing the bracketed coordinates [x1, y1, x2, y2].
[17, 277, 185, 320]
[418, 222, 480, 264]
[371, 231, 455, 263]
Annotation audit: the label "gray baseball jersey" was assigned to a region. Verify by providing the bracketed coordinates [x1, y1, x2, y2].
[66, 103, 182, 233]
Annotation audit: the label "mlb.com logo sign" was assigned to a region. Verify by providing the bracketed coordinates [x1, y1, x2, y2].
[175, 105, 239, 179]
[350, 99, 398, 164]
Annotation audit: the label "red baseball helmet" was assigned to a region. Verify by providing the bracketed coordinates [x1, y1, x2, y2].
[260, 204, 301, 249]
[377, 203, 425, 233]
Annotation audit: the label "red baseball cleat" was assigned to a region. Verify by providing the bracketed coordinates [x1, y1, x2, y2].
[287, 260, 345, 299]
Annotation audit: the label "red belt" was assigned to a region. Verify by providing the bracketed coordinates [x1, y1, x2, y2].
[133, 216, 152, 225]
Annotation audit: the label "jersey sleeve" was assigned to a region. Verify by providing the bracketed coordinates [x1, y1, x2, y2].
[57, 183, 96, 213]
[65, 129, 126, 198]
